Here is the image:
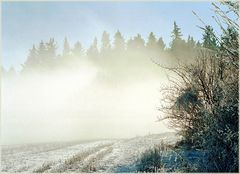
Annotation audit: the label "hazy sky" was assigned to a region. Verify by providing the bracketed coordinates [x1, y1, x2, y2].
[2, 1, 219, 70]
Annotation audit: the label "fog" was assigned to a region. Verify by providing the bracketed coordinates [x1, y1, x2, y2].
[1, 1, 207, 146]
[1, 56, 175, 145]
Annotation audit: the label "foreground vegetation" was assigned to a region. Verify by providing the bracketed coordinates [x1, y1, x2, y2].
[136, 143, 207, 172]
[137, 2, 239, 172]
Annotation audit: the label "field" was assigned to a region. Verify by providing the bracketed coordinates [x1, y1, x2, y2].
[1, 132, 178, 173]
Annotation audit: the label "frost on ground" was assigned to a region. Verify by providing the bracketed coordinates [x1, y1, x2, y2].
[1, 132, 178, 173]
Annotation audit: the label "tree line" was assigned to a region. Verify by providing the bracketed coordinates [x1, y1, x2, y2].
[3, 21, 205, 75]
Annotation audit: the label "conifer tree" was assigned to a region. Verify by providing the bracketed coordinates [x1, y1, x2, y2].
[202, 25, 217, 50]
[101, 31, 111, 53]
[171, 21, 182, 41]
[220, 27, 238, 59]
[127, 37, 134, 51]
[38, 40, 46, 58]
[127, 34, 145, 51]
[157, 37, 165, 51]
[196, 41, 202, 48]
[146, 32, 157, 50]
[170, 21, 186, 57]
[72, 41, 83, 57]
[113, 30, 125, 51]
[46, 38, 57, 59]
[63, 37, 71, 56]
[133, 34, 145, 49]
[87, 37, 99, 58]
[23, 45, 38, 71]
[170, 21, 183, 50]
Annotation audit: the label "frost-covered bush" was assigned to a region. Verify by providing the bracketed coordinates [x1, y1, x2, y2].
[136, 143, 166, 172]
[135, 143, 207, 172]
[159, 2, 239, 172]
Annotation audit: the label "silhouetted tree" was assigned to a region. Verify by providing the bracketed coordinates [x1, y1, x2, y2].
[172, 21, 182, 40]
[23, 45, 38, 71]
[196, 41, 202, 48]
[127, 37, 134, 51]
[220, 26, 238, 59]
[113, 30, 125, 51]
[72, 41, 84, 57]
[146, 32, 158, 50]
[40, 38, 57, 69]
[170, 22, 190, 59]
[202, 25, 217, 50]
[133, 34, 145, 50]
[46, 38, 57, 59]
[187, 35, 196, 49]
[63, 37, 71, 56]
[87, 37, 99, 58]
[101, 31, 111, 54]
[127, 34, 145, 51]
[157, 37, 165, 51]
[170, 21, 184, 51]
[38, 40, 47, 60]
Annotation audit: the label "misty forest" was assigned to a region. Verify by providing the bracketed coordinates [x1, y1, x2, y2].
[1, 1, 239, 173]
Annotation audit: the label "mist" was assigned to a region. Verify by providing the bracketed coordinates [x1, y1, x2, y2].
[1, 21, 198, 145]
[1, 55, 173, 145]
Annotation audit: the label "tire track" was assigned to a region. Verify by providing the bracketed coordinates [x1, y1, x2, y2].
[43, 143, 114, 173]
[79, 145, 113, 172]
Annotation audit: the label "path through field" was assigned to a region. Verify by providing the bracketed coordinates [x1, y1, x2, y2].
[1, 132, 178, 173]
